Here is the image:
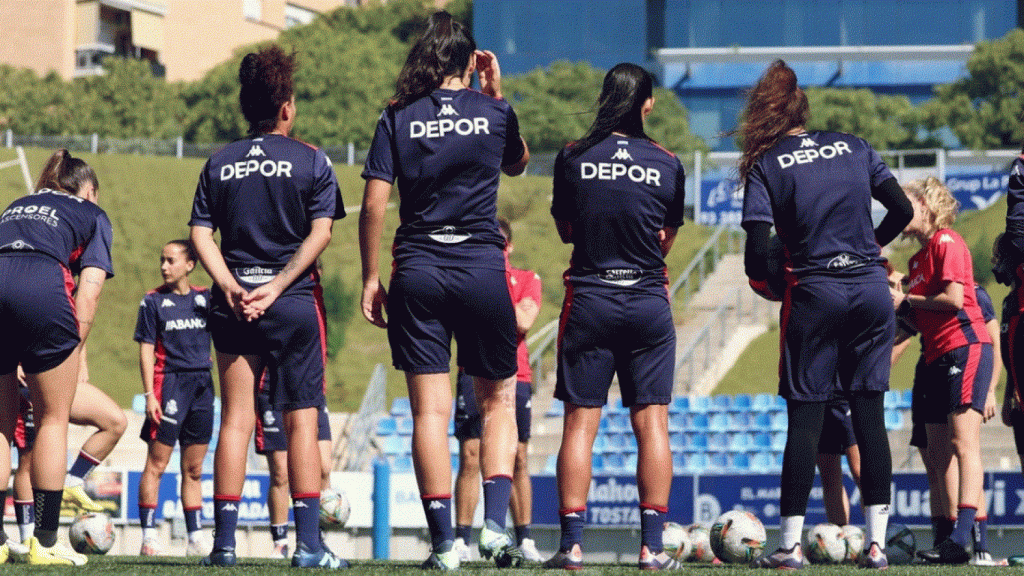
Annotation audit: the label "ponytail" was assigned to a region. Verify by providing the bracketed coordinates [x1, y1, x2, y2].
[34, 149, 98, 196]
[737, 60, 810, 183]
[391, 11, 476, 110]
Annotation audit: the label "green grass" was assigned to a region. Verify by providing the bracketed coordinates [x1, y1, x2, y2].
[717, 196, 1012, 398]
[1, 555, 1016, 575]
[0, 147, 709, 411]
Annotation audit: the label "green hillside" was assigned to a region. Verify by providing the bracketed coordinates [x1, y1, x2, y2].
[717, 196, 1011, 399]
[0, 147, 708, 410]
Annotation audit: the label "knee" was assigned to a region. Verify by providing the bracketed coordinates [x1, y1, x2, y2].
[183, 461, 203, 483]
[459, 444, 480, 474]
[514, 446, 529, 474]
[106, 410, 128, 437]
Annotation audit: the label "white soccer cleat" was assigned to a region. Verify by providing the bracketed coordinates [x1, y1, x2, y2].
[185, 536, 212, 558]
[272, 539, 289, 559]
[519, 537, 543, 562]
[452, 537, 472, 562]
[7, 539, 29, 563]
[140, 536, 164, 556]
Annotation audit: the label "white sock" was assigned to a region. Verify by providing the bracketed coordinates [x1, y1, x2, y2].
[780, 515, 804, 550]
[188, 530, 204, 544]
[865, 504, 890, 549]
[64, 476, 83, 488]
[19, 522, 34, 543]
[142, 527, 156, 541]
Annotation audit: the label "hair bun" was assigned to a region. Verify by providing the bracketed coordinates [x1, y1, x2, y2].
[239, 53, 260, 85]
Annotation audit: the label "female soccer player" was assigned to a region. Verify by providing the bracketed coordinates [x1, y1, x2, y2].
[896, 177, 993, 564]
[189, 45, 347, 569]
[360, 10, 529, 569]
[135, 239, 213, 557]
[547, 62, 685, 570]
[0, 149, 113, 565]
[739, 60, 912, 569]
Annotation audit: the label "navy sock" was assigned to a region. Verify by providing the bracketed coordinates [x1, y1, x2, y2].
[67, 450, 101, 481]
[292, 493, 322, 552]
[212, 495, 240, 551]
[640, 503, 667, 553]
[515, 524, 530, 545]
[33, 488, 63, 546]
[951, 506, 977, 547]
[185, 506, 203, 534]
[974, 515, 989, 551]
[422, 495, 455, 551]
[558, 507, 585, 552]
[271, 523, 288, 542]
[483, 475, 513, 529]
[140, 503, 158, 529]
[0, 490, 5, 542]
[14, 498, 31, 526]
[456, 524, 472, 543]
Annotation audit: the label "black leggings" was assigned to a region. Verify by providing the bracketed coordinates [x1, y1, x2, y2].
[780, 392, 891, 516]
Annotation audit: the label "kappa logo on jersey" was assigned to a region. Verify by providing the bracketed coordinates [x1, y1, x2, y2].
[611, 148, 633, 161]
[164, 317, 207, 331]
[800, 138, 817, 148]
[246, 145, 266, 158]
[777, 140, 851, 169]
[581, 162, 661, 186]
[161, 298, 175, 308]
[949, 366, 962, 376]
[939, 233, 954, 243]
[428, 500, 447, 510]
[438, 104, 459, 117]
[165, 399, 178, 416]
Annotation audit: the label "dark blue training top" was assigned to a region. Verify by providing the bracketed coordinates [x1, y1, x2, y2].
[551, 135, 686, 285]
[134, 285, 212, 373]
[741, 131, 893, 280]
[0, 189, 114, 277]
[362, 88, 525, 270]
[1006, 155, 1024, 239]
[190, 134, 345, 278]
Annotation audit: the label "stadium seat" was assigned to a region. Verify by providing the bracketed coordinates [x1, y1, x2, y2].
[668, 412, 687, 432]
[708, 452, 729, 470]
[605, 433, 626, 453]
[691, 396, 711, 413]
[750, 452, 774, 471]
[624, 435, 638, 453]
[901, 388, 914, 408]
[690, 413, 709, 431]
[771, 432, 787, 451]
[670, 432, 687, 451]
[751, 393, 774, 412]
[884, 390, 901, 408]
[448, 436, 459, 454]
[730, 412, 753, 430]
[396, 417, 414, 436]
[608, 397, 627, 414]
[592, 453, 605, 473]
[132, 393, 147, 414]
[603, 453, 625, 473]
[752, 432, 772, 450]
[544, 455, 558, 475]
[671, 396, 690, 413]
[381, 435, 409, 456]
[390, 397, 412, 417]
[375, 416, 397, 437]
[710, 394, 731, 413]
[728, 433, 753, 453]
[592, 434, 608, 454]
[731, 453, 751, 471]
[451, 453, 459, 471]
[753, 412, 771, 429]
[392, 455, 413, 473]
[672, 452, 686, 469]
[448, 419, 455, 436]
[769, 412, 788, 431]
[708, 433, 729, 450]
[708, 413, 730, 432]
[598, 417, 610, 433]
[684, 453, 709, 473]
[884, 409, 905, 430]
[732, 393, 753, 412]
[624, 453, 638, 471]
[546, 400, 564, 417]
[607, 413, 629, 433]
[688, 432, 709, 450]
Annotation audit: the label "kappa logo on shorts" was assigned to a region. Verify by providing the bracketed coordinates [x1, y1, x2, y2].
[161, 298, 175, 308]
[165, 399, 178, 416]
[1014, 163, 1023, 176]
[949, 366, 962, 376]
[264, 410, 276, 426]
[611, 148, 633, 161]
[438, 104, 459, 117]
[246, 145, 266, 158]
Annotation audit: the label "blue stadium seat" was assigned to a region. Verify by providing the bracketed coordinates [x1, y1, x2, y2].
[603, 453, 625, 473]
[608, 397, 627, 414]
[670, 432, 687, 451]
[752, 432, 772, 450]
[448, 436, 459, 454]
[624, 453, 638, 471]
[710, 394, 731, 413]
[671, 396, 690, 414]
[672, 452, 686, 469]
[728, 433, 752, 453]
[731, 453, 751, 471]
[884, 390, 901, 409]
[708, 432, 730, 450]
[730, 412, 754, 430]
[708, 413, 730, 432]
[592, 453, 605, 473]
[448, 419, 454, 436]
[885, 409, 905, 430]
[751, 393, 774, 412]
[689, 432, 709, 450]
[753, 412, 771, 429]
[546, 400, 564, 417]
[607, 413, 629, 433]
[668, 412, 687, 432]
[598, 417, 610, 433]
[544, 455, 558, 475]
[708, 452, 729, 470]
[691, 396, 711, 413]
[382, 435, 409, 456]
[690, 413, 709, 431]
[774, 452, 784, 468]
[391, 397, 412, 417]
[392, 455, 413, 473]
[376, 416, 397, 437]
[593, 434, 608, 454]
[685, 453, 709, 472]
[769, 412, 788, 431]
[132, 393, 147, 414]
[901, 388, 914, 408]
[732, 393, 753, 412]
[605, 433, 625, 453]
[396, 417, 414, 436]
[771, 395, 787, 411]
[771, 432, 787, 451]
[624, 435, 637, 453]
[750, 451, 774, 471]
[451, 453, 460, 471]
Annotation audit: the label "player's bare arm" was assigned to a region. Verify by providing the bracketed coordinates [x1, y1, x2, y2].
[359, 178, 391, 328]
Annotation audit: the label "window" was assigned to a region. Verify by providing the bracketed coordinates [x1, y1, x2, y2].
[243, 0, 262, 21]
[284, 3, 317, 28]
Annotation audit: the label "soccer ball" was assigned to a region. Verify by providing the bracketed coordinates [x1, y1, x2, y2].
[687, 524, 715, 562]
[319, 489, 351, 528]
[710, 510, 766, 564]
[68, 512, 114, 554]
[662, 521, 692, 560]
[884, 523, 915, 565]
[841, 525, 865, 563]
[805, 523, 846, 564]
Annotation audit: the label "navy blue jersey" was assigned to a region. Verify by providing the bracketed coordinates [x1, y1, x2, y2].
[742, 131, 893, 280]
[361, 88, 525, 270]
[976, 284, 996, 323]
[551, 135, 685, 282]
[0, 189, 114, 277]
[190, 134, 345, 274]
[134, 286, 212, 373]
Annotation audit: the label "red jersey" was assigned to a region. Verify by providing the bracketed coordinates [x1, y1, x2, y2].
[508, 266, 542, 383]
[906, 228, 991, 363]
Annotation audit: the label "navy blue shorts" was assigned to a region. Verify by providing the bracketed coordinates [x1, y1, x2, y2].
[0, 254, 79, 375]
[918, 343, 993, 424]
[254, 385, 331, 454]
[1010, 408, 1024, 456]
[453, 370, 532, 442]
[555, 284, 675, 407]
[779, 278, 893, 402]
[910, 355, 928, 449]
[15, 387, 36, 451]
[818, 398, 857, 454]
[387, 265, 516, 380]
[208, 275, 327, 411]
[141, 370, 215, 447]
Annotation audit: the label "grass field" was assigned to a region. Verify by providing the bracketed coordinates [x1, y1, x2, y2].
[0, 146, 710, 411]
[2, 555, 1016, 575]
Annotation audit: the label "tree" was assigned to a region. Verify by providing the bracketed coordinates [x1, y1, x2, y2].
[805, 87, 934, 151]
[922, 28, 1024, 150]
[71, 58, 186, 139]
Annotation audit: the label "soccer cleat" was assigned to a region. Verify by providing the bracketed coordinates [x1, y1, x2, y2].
[519, 537, 543, 563]
[478, 519, 525, 568]
[638, 545, 681, 570]
[201, 547, 238, 567]
[186, 536, 212, 558]
[291, 540, 349, 569]
[969, 550, 1007, 566]
[421, 540, 460, 570]
[0, 542, 8, 564]
[542, 544, 583, 570]
[273, 540, 290, 559]
[918, 538, 970, 564]
[858, 542, 888, 569]
[7, 539, 29, 563]
[62, 484, 103, 513]
[140, 536, 164, 556]
[25, 536, 87, 566]
[452, 537, 472, 562]
[757, 543, 805, 569]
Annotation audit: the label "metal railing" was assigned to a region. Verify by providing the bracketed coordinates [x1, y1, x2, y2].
[343, 364, 388, 471]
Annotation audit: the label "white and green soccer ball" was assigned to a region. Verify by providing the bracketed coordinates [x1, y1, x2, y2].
[69, 512, 115, 554]
[805, 523, 847, 564]
[319, 488, 351, 529]
[662, 521, 692, 560]
[709, 510, 766, 564]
